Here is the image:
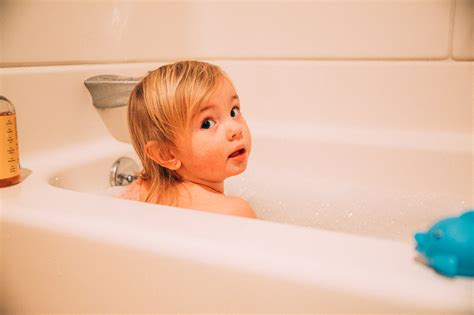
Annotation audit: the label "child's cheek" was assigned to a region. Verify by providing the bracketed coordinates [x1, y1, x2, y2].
[192, 141, 216, 163]
[244, 123, 252, 152]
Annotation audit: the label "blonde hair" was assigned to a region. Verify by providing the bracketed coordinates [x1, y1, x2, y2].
[128, 60, 228, 203]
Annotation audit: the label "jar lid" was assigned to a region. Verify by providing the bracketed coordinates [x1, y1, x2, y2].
[0, 96, 15, 113]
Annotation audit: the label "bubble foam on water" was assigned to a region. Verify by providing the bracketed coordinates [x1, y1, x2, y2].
[225, 170, 471, 243]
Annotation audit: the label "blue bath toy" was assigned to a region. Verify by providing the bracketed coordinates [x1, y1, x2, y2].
[414, 210, 474, 277]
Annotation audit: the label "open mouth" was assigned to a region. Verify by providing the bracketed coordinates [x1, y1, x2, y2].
[228, 148, 246, 159]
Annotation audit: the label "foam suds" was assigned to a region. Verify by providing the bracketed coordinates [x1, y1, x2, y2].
[225, 171, 470, 243]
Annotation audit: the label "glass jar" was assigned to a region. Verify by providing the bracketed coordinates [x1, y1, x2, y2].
[0, 96, 20, 187]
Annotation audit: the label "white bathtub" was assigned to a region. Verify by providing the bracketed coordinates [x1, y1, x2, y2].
[1, 61, 472, 313]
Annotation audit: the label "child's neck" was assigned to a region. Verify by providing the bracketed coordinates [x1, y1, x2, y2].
[183, 179, 224, 194]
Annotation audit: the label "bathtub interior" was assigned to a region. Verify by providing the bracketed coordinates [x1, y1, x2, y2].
[48, 126, 471, 244]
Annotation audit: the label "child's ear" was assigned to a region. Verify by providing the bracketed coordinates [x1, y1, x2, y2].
[145, 141, 181, 170]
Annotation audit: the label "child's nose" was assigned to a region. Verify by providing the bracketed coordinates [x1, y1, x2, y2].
[227, 123, 243, 140]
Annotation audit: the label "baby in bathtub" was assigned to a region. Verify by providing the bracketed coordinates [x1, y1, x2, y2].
[119, 60, 256, 219]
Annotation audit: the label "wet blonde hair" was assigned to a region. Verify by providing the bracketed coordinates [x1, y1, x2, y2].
[128, 60, 228, 203]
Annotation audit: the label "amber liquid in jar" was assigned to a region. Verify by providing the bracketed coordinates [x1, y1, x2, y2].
[0, 111, 20, 187]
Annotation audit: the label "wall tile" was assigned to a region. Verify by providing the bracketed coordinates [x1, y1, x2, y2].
[0, 0, 4, 65]
[2, 0, 452, 66]
[0, 0, 4, 95]
[452, 0, 474, 60]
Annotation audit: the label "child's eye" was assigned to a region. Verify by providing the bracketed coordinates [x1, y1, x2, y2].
[230, 106, 240, 118]
[201, 119, 216, 129]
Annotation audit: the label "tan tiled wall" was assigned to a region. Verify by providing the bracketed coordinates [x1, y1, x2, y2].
[452, 0, 474, 60]
[0, 0, 4, 70]
[1, 0, 471, 65]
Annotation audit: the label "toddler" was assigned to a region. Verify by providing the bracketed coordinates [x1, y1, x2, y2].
[121, 61, 256, 219]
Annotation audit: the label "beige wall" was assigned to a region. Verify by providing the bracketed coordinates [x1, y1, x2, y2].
[0, 0, 4, 91]
[0, 0, 472, 66]
[452, 0, 474, 60]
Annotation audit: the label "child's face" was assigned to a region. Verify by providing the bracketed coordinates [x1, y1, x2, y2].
[175, 77, 252, 184]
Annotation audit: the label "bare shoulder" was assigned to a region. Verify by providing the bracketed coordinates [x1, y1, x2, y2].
[176, 183, 257, 219]
[223, 196, 257, 219]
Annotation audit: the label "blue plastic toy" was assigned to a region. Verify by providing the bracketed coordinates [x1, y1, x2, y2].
[414, 209, 474, 277]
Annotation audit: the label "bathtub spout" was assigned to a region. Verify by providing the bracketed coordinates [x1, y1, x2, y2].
[84, 75, 142, 109]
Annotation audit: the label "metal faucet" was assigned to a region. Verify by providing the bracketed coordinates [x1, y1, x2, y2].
[84, 75, 142, 109]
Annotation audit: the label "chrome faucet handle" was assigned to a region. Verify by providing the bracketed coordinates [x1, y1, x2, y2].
[110, 157, 140, 187]
[117, 174, 138, 185]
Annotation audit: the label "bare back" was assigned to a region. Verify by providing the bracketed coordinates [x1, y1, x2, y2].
[123, 180, 256, 219]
